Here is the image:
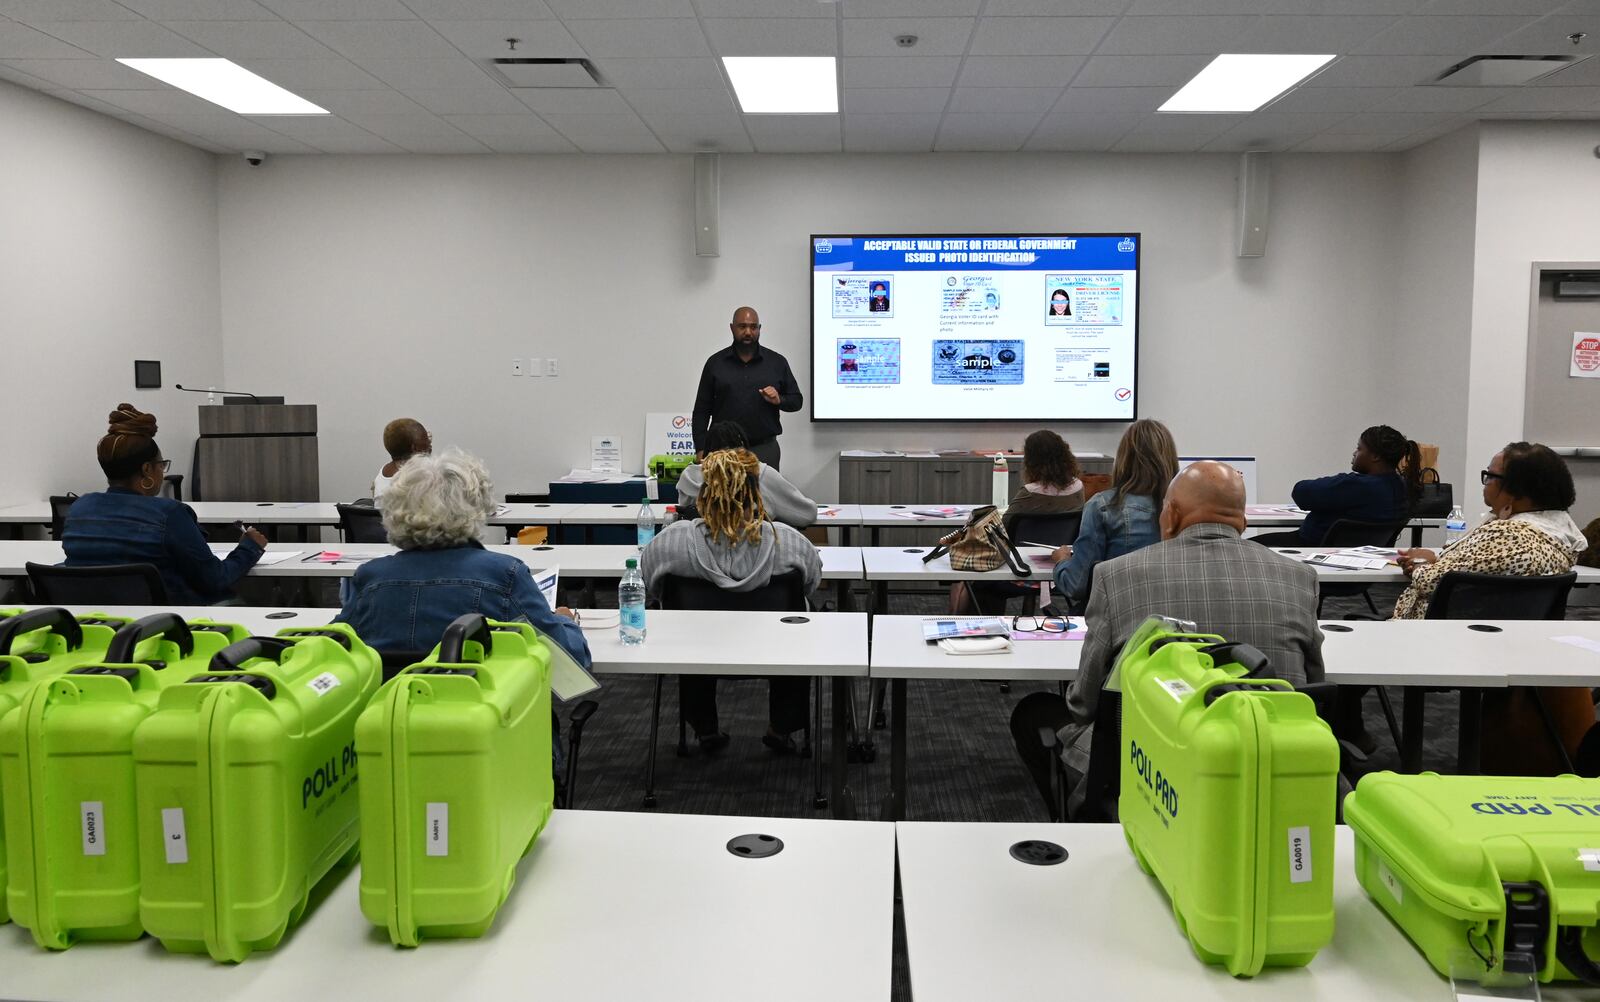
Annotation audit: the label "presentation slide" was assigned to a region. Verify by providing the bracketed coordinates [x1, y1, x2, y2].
[810, 234, 1139, 422]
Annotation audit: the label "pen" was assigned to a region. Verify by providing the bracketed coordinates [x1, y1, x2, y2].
[300, 552, 327, 562]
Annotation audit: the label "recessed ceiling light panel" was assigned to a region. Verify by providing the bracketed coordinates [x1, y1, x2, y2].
[116, 58, 328, 115]
[1159, 54, 1336, 114]
[723, 56, 838, 114]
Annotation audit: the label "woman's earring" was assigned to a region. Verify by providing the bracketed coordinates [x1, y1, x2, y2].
[140, 477, 156, 491]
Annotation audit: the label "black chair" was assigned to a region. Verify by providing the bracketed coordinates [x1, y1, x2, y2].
[48, 494, 78, 540]
[163, 474, 184, 501]
[1008, 511, 1083, 549]
[27, 561, 168, 605]
[336, 503, 387, 543]
[1315, 517, 1408, 617]
[648, 571, 815, 808]
[1401, 570, 1579, 774]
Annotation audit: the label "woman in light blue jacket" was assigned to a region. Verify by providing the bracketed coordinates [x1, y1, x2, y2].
[1052, 419, 1178, 611]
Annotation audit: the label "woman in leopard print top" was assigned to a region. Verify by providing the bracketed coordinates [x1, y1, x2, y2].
[1394, 442, 1584, 619]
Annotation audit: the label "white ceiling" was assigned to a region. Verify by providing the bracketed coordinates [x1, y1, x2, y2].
[0, 0, 1597, 155]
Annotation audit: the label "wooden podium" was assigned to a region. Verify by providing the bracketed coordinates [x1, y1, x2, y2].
[195, 403, 318, 501]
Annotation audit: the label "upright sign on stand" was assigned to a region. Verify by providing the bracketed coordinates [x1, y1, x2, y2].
[590, 436, 623, 474]
[1571, 332, 1600, 378]
[643, 412, 697, 469]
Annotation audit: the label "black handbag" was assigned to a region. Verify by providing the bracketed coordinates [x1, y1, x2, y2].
[1411, 467, 1452, 517]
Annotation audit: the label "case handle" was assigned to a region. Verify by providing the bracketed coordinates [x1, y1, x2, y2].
[1556, 928, 1600, 986]
[210, 636, 294, 671]
[438, 613, 492, 664]
[106, 613, 194, 664]
[0, 608, 82, 656]
[1199, 642, 1271, 678]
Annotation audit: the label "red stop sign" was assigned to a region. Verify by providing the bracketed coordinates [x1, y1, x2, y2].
[1576, 336, 1600, 372]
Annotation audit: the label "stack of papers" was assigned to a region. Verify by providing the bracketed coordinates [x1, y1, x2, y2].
[1246, 504, 1307, 516]
[209, 544, 302, 566]
[1302, 546, 1397, 571]
[894, 506, 971, 520]
[922, 617, 1010, 642]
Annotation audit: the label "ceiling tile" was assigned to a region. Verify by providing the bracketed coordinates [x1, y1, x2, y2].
[842, 0, 980, 14]
[79, 86, 226, 116]
[4, 57, 161, 88]
[633, 108, 743, 132]
[843, 87, 950, 113]
[1475, 85, 1600, 112]
[842, 112, 941, 152]
[1326, 110, 1464, 132]
[1110, 133, 1210, 152]
[440, 112, 568, 140]
[216, 133, 320, 153]
[564, 18, 711, 57]
[1229, 15, 1398, 53]
[985, 0, 1126, 12]
[166, 20, 338, 57]
[1374, 85, 1509, 112]
[842, 55, 959, 87]
[351, 56, 499, 89]
[1538, 56, 1600, 86]
[969, 16, 1115, 55]
[956, 54, 1082, 88]
[0, 62, 49, 87]
[0, 21, 96, 57]
[1292, 132, 1411, 151]
[296, 20, 458, 58]
[622, 86, 734, 113]
[28, 20, 216, 58]
[1126, 111, 1242, 135]
[841, 18, 975, 57]
[1202, 129, 1317, 153]
[1488, 15, 1600, 54]
[1126, 0, 1427, 12]
[1025, 111, 1140, 149]
[402, 87, 528, 114]
[1052, 86, 1170, 114]
[1071, 54, 1210, 87]
[113, 0, 276, 17]
[1259, 85, 1386, 114]
[512, 86, 629, 113]
[258, 0, 417, 18]
[541, 109, 660, 139]
[304, 133, 406, 152]
[695, 0, 833, 15]
[1351, 16, 1540, 56]
[932, 111, 1043, 151]
[653, 131, 753, 153]
[427, 19, 583, 58]
[1092, 15, 1255, 55]
[403, 0, 555, 18]
[594, 56, 725, 88]
[1303, 54, 1452, 87]
[297, 88, 423, 114]
[391, 135, 492, 152]
[635, 110, 748, 150]
[0, 0, 137, 21]
[546, 0, 694, 17]
[235, 56, 387, 89]
[256, 113, 384, 139]
[336, 109, 466, 136]
[481, 135, 580, 152]
[1428, 0, 1568, 12]
[948, 86, 1060, 114]
[744, 113, 840, 152]
[704, 17, 836, 55]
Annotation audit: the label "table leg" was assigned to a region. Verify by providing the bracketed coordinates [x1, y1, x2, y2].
[812, 676, 825, 810]
[643, 676, 662, 808]
[871, 526, 881, 546]
[880, 678, 908, 822]
[831, 677, 855, 819]
[1400, 687, 1425, 772]
[1456, 688, 1483, 774]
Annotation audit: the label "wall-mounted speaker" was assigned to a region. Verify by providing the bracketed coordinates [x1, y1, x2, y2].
[694, 152, 720, 258]
[1236, 151, 1269, 258]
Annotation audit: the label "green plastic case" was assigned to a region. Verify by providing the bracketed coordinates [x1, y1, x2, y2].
[133, 624, 379, 962]
[1345, 772, 1600, 986]
[0, 614, 249, 949]
[356, 614, 553, 946]
[0, 609, 133, 925]
[1115, 616, 1339, 977]
[648, 453, 694, 484]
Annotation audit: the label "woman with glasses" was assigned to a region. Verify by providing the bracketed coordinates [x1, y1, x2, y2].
[61, 404, 266, 604]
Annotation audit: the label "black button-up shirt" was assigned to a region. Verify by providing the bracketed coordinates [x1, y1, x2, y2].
[691, 343, 803, 451]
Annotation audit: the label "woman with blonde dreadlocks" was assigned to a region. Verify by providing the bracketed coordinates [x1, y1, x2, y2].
[62, 403, 266, 604]
[641, 447, 822, 754]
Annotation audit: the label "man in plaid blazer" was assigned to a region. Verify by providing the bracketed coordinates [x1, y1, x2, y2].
[1010, 461, 1324, 819]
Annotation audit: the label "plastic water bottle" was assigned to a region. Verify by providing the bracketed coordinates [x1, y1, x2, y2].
[663, 505, 677, 526]
[636, 497, 656, 549]
[992, 452, 1009, 509]
[1444, 505, 1468, 548]
[619, 558, 646, 645]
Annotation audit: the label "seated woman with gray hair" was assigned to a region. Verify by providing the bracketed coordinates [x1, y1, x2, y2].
[335, 447, 590, 669]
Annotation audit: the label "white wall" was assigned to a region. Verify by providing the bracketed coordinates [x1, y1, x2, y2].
[217, 150, 1412, 503]
[1468, 121, 1600, 493]
[0, 81, 222, 507]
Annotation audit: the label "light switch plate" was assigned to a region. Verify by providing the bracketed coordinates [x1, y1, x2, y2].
[546, 358, 559, 377]
[528, 357, 542, 377]
[511, 358, 524, 376]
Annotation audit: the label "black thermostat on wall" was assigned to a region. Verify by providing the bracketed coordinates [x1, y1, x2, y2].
[134, 360, 161, 389]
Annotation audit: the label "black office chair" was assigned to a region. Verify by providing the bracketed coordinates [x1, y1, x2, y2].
[1005, 511, 1082, 620]
[27, 561, 168, 605]
[48, 494, 79, 540]
[647, 571, 814, 808]
[1315, 517, 1409, 617]
[336, 503, 388, 543]
[1401, 570, 1580, 774]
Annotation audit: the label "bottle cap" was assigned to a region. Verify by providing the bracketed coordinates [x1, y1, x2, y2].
[625, 558, 638, 569]
[666, 505, 676, 512]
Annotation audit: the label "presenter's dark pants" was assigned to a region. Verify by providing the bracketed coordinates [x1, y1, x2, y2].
[1250, 529, 1310, 547]
[681, 676, 810, 738]
[1009, 691, 1072, 819]
[748, 437, 781, 470]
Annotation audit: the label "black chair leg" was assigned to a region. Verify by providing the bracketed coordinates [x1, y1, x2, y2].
[1530, 688, 1578, 775]
[1361, 589, 1379, 617]
[812, 676, 826, 810]
[643, 676, 663, 808]
[1375, 686, 1404, 754]
[562, 700, 598, 810]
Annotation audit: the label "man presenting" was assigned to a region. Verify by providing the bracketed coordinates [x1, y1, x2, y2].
[1008, 461, 1324, 820]
[692, 306, 802, 470]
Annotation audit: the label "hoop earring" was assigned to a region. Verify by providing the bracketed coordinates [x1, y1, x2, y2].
[139, 477, 157, 491]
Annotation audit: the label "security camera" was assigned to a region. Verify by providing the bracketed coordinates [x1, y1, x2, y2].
[243, 150, 267, 167]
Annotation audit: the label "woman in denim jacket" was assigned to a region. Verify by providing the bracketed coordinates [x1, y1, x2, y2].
[335, 448, 590, 669]
[1051, 419, 1178, 612]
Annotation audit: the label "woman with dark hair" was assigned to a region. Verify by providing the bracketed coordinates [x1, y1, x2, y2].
[1048, 289, 1071, 317]
[61, 404, 266, 604]
[1254, 424, 1423, 546]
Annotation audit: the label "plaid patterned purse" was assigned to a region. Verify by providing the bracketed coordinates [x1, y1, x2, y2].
[923, 505, 1031, 576]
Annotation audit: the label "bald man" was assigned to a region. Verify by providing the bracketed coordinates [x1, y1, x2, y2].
[1009, 461, 1324, 820]
[691, 306, 802, 470]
